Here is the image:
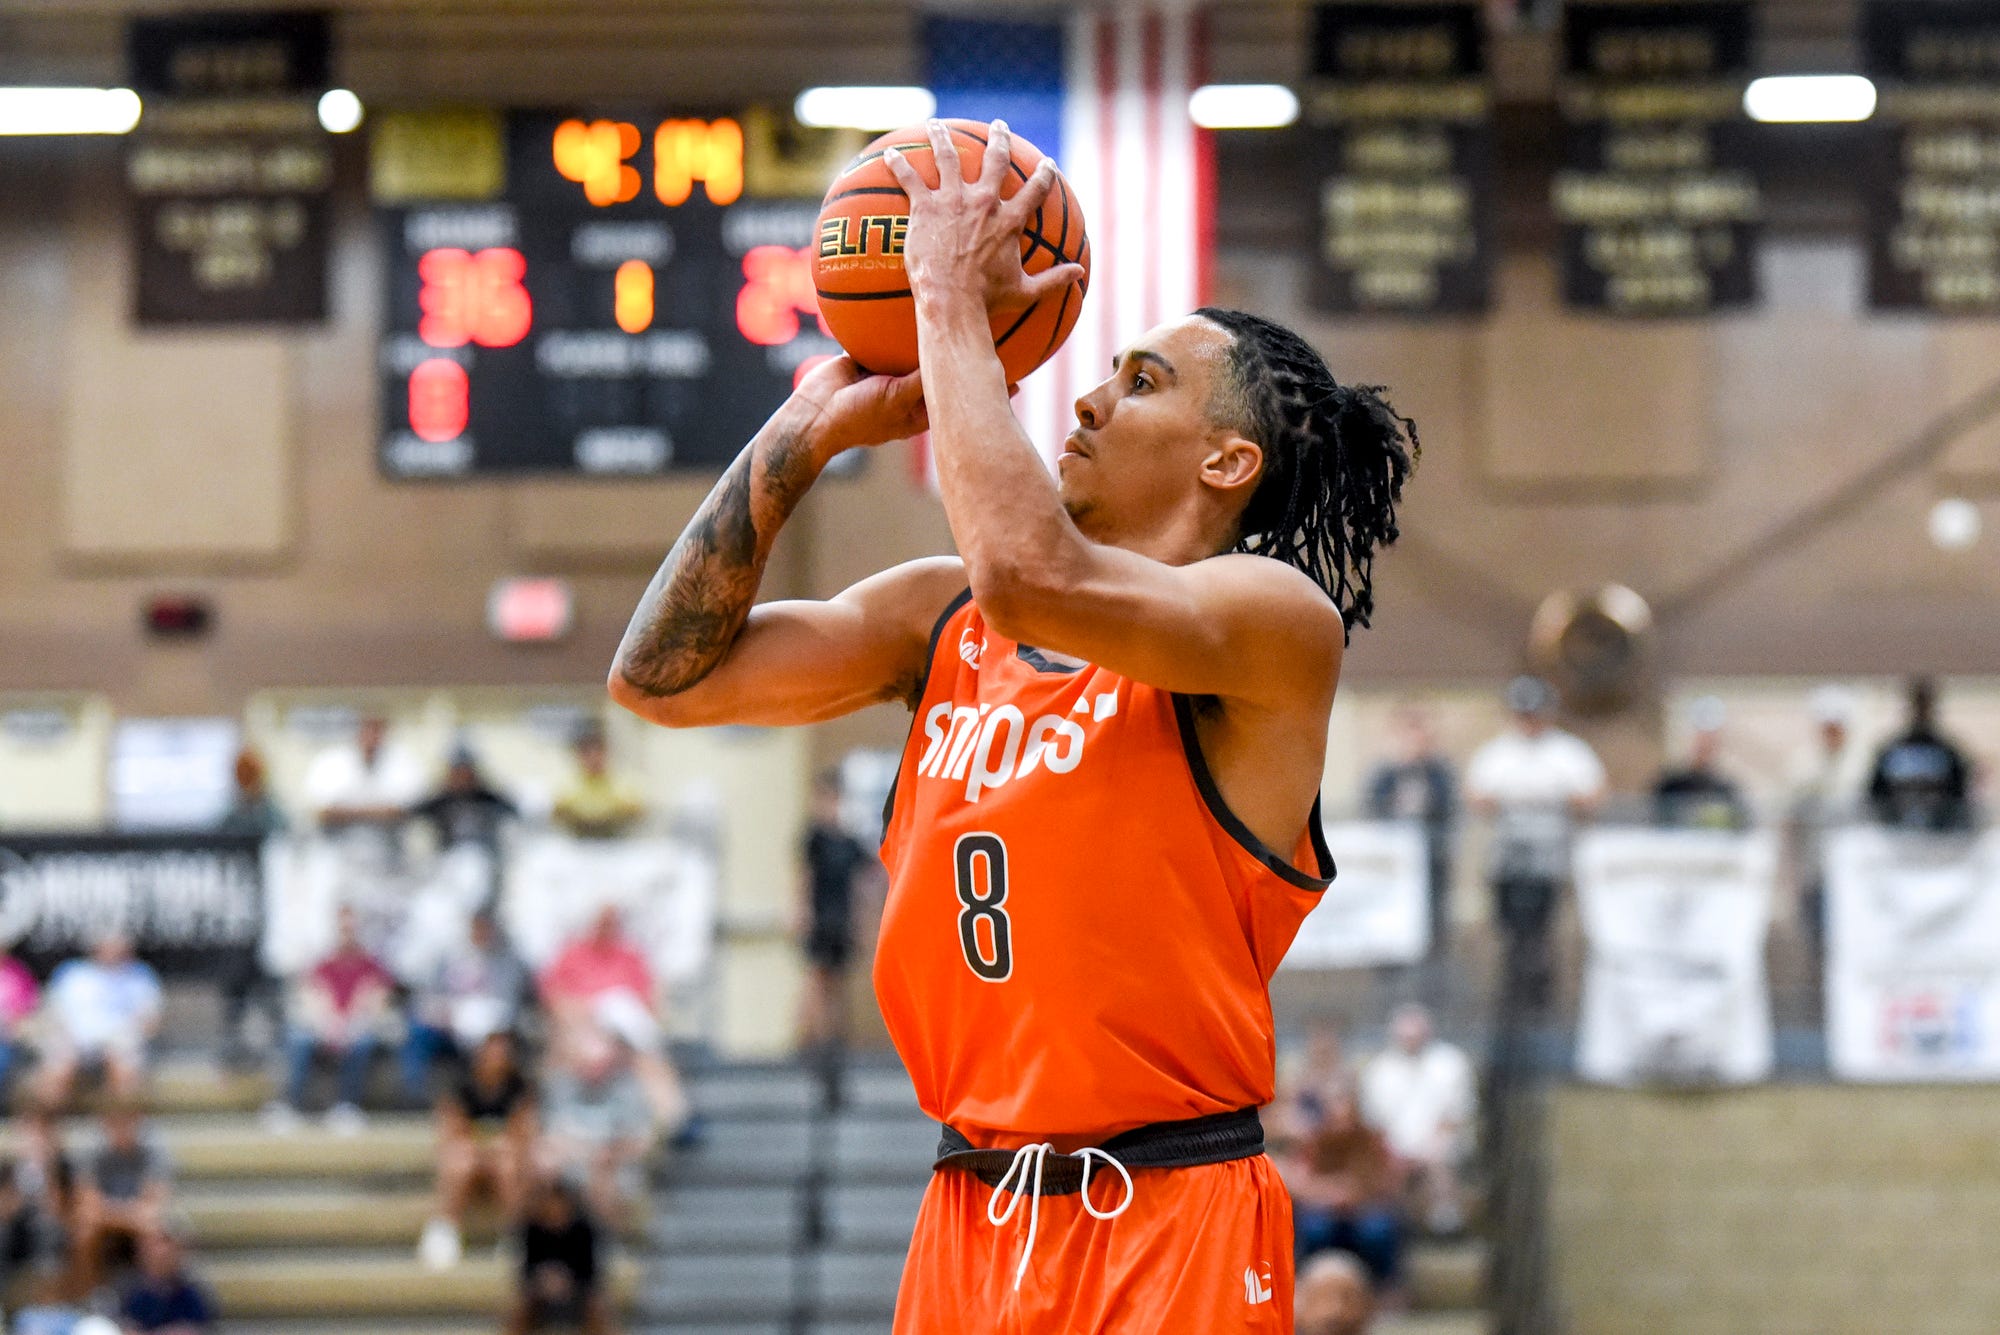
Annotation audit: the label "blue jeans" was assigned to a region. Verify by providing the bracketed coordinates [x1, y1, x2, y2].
[399, 1023, 456, 1102]
[284, 1029, 378, 1109]
[1295, 1204, 1403, 1286]
[0, 1038, 16, 1096]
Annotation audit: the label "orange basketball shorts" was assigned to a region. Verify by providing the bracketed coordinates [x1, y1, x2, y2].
[891, 1153, 1296, 1334]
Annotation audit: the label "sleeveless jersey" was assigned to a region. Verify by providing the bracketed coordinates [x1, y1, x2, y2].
[875, 590, 1335, 1151]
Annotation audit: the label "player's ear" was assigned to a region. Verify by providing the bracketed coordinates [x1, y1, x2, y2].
[1199, 433, 1262, 496]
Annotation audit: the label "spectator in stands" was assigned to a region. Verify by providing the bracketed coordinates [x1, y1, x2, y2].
[303, 712, 425, 844]
[11, 1104, 74, 1262]
[1295, 1250, 1374, 1335]
[1788, 686, 1865, 964]
[1653, 696, 1750, 830]
[794, 769, 878, 1050]
[420, 1029, 538, 1271]
[1275, 1013, 1351, 1148]
[2, 1155, 31, 1297]
[215, 748, 285, 838]
[36, 933, 162, 1109]
[506, 1177, 614, 1335]
[538, 1028, 653, 1230]
[1363, 704, 1457, 960]
[540, 906, 689, 1136]
[1279, 1082, 1404, 1294]
[215, 749, 285, 1069]
[1466, 676, 1606, 1010]
[69, 1105, 172, 1296]
[1868, 677, 1974, 832]
[117, 1228, 216, 1334]
[552, 726, 646, 840]
[266, 905, 394, 1135]
[0, 943, 40, 1097]
[411, 744, 518, 861]
[401, 908, 530, 1102]
[1360, 1004, 1475, 1237]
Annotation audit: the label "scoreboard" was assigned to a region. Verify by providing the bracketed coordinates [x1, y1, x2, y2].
[378, 111, 842, 477]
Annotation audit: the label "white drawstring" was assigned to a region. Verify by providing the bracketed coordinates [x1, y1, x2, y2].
[985, 1143, 1137, 1291]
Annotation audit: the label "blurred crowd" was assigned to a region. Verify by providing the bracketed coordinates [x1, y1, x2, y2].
[0, 717, 695, 1335]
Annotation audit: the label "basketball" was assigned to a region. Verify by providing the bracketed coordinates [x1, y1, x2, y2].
[812, 118, 1091, 381]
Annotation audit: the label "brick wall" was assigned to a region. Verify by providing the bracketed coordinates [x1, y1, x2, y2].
[1548, 1085, 2000, 1335]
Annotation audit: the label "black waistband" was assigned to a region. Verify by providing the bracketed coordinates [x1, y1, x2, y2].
[932, 1107, 1264, 1197]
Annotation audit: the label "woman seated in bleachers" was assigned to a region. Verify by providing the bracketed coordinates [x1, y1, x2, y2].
[264, 904, 395, 1135]
[420, 1027, 538, 1271]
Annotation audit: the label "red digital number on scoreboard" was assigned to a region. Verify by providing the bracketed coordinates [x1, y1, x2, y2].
[408, 358, 470, 442]
[736, 245, 822, 346]
[418, 248, 533, 349]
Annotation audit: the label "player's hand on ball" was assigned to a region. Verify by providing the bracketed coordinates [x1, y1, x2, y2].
[791, 355, 929, 456]
[884, 118, 1087, 316]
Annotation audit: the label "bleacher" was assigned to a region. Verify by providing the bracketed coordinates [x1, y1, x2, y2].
[6, 1041, 1493, 1333]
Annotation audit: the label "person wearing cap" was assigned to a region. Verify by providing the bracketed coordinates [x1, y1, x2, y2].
[552, 727, 648, 840]
[1866, 677, 1975, 833]
[1786, 685, 1867, 973]
[1652, 696, 1749, 830]
[410, 745, 519, 861]
[1465, 677, 1606, 1009]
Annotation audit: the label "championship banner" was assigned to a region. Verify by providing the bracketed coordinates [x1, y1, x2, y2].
[0, 833, 264, 975]
[1862, 0, 2000, 314]
[1553, 1, 1761, 314]
[1826, 826, 2000, 1081]
[1281, 820, 1429, 969]
[125, 11, 333, 324]
[1304, 2, 1492, 314]
[1574, 828, 1775, 1086]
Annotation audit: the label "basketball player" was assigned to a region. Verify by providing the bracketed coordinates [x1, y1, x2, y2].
[610, 120, 1416, 1333]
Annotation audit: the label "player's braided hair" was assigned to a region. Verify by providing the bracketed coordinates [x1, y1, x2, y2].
[1195, 307, 1418, 640]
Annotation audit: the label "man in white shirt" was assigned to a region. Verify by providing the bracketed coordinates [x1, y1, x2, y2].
[303, 715, 427, 837]
[1465, 676, 1607, 1009]
[1360, 1003, 1474, 1235]
[302, 714, 428, 950]
[35, 932, 163, 1107]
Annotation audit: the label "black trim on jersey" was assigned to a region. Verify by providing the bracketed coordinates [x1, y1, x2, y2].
[878, 586, 975, 841]
[1014, 643, 1084, 674]
[1171, 693, 1336, 893]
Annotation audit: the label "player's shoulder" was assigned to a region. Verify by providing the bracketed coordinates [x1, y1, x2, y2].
[1201, 552, 1346, 642]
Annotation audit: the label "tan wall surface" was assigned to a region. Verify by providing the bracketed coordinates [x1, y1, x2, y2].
[5, 129, 2000, 729]
[1550, 1085, 2000, 1335]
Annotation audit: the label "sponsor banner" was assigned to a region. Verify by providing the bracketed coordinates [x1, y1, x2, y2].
[1826, 826, 2000, 1081]
[1283, 820, 1430, 969]
[0, 833, 264, 974]
[503, 833, 718, 991]
[259, 832, 718, 1003]
[1554, 2, 1761, 314]
[1574, 827, 1775, 1086]
[1304, 2, 1492, 314]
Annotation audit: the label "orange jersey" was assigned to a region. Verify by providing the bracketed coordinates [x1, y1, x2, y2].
[875, 591, 1335, 1150]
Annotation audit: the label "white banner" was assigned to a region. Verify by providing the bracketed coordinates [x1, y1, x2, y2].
[1826, 826, 2000, 1082]
[261, 832, 718, 1001]
[1575, 828, 1775, 1086]
[1281, 821, 1430, 969]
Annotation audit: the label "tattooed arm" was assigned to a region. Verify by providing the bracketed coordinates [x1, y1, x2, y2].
[609, 357, 966, 729]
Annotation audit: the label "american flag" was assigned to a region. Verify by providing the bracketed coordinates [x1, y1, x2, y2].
[917, 5, 1214, 485]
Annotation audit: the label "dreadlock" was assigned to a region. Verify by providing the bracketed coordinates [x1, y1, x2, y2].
[1195, 307, 1418, 640]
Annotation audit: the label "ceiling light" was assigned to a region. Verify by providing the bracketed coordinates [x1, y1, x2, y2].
[0, 86, 142, 135]
[1929, 497, 1981, 551]
[318, 88, 363, 134]
[1188, 84, 1299, 130]
[1744, 75, 1876, 124]
[794, 86, 936, 131]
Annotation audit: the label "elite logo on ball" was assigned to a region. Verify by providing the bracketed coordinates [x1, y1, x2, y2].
[818, 215, 910, 261]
